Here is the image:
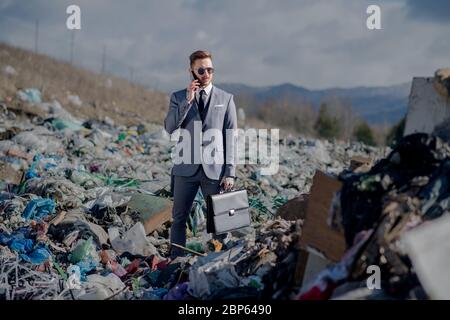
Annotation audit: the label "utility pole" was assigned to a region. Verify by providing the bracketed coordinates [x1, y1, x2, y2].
[101, 45, 106, 74]
[129, 66, 134, 83]
[69, 31, 75, 64]
[34, 19, 39, 54]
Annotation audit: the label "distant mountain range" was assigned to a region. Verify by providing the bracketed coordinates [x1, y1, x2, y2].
[217, 82, 412, 125]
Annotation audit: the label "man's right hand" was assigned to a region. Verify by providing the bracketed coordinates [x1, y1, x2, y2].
[187, 80, 200, 103]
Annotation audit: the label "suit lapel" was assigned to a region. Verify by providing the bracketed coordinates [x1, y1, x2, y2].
[194, 98, 202, 121]
[185, 88, 201, 121]
[185, 85, 217, 123]
[203, 86, 217, 124]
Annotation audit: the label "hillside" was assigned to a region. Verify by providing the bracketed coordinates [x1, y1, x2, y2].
[218, 81, 411, 125]
[0, 43, 167, 126]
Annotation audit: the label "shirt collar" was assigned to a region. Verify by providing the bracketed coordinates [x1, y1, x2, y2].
[197, 82, 213, 97]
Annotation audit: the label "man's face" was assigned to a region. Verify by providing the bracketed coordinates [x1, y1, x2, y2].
[190, 58, 214, 87]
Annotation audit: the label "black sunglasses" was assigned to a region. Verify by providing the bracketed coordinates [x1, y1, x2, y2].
[196, 67, 215, 75]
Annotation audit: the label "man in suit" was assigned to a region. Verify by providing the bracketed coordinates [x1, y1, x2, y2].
[164, 50, 238, 258]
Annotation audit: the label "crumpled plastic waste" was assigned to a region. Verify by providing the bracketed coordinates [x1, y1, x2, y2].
[16, 88, 42, 104]
[8, 238, 34, 253]
[24, 178, 86, 209]
[186, 241, 205, 254]
[108, 222, 158, 257]
[22, 198, 55, 221]
[0, 231, 52, 264]
[241, 275, 264, 290]
[21, 154, 60, 181]
[188, 246, 244, 299]
[142, 288, 169, 300]
[13, 127, 63, 154]
[1, 83, 389, 300]
[75, 273, 126, 300]
[69, 236, 94, 264]
[68, 236, 100, 280]
[20, 246, 51, 264]
[302, 133, 450, 300]
[51, 118, 84, 131]
[66, 265, 82, 289]
[339, 133, 450, 246]
[164, 282, 192, 300]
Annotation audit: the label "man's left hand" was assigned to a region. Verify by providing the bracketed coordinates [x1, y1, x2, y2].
[220, 177, 234, 191]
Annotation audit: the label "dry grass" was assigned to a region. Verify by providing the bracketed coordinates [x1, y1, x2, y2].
[0, 43, 287, 136]
[0, 42, 167, 126]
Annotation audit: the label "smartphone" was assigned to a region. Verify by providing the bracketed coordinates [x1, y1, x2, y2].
[191, 70, 200, 82]
[191, 71, 200, 95]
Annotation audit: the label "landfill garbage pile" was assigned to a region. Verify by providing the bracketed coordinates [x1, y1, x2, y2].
[297, 133, 450, 300]
[0, 87, 383, 300]
[239, 136, 386, 221]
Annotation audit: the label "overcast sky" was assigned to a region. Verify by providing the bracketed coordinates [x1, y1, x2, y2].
[0, 0, 449, 91]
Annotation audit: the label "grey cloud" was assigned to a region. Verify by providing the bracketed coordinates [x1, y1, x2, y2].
[0, 0, 448, 91]
[407, 0, 450, 23]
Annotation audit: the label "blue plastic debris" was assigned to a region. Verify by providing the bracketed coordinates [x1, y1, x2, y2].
[0, 232, 51, 264]
[163, 282, 190, 300]
[22, 198, 56, 221]
[0, 232, 15, 245]
[20, 246, 51, 264]
[25, 155, 61, 180]
[51, 119, 84, 131]
[9, 238, 34, 253]
[76, 259, 98, 280]
[25, 155, 41, 180]
[0, 228, 30, 245]
[143, 287, 169, 300]
[16, 88, 42, 104]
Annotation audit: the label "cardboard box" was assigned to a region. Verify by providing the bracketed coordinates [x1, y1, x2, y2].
[295, 170, 347, 285]
[299, 170, 346, 262]
[127, 194, 173, 235]
[276, 194, 309, 221]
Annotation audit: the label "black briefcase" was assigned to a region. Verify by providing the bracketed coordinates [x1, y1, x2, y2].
[206, 189, 251, 235]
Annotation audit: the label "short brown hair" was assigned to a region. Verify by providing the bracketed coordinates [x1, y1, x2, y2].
[189, 50, 212, 67]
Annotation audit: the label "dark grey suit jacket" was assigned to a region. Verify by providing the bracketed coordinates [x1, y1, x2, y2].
[164, 85, 238, 180]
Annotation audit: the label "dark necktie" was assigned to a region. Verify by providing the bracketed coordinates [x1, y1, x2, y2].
[198, 89, 206, 117]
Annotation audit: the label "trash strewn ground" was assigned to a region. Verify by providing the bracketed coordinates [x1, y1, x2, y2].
[291, 69, 450, 300]
[297, 133, 450, 300]
[0, 86, 386, 300]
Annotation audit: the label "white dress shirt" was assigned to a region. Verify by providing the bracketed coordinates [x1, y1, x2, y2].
[195, 82, 213, 104]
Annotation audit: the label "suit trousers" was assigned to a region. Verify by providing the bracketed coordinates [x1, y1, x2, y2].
[170, 166, 222, 258]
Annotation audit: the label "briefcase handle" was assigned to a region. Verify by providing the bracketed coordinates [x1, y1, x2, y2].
[219, 186, 246, 194]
